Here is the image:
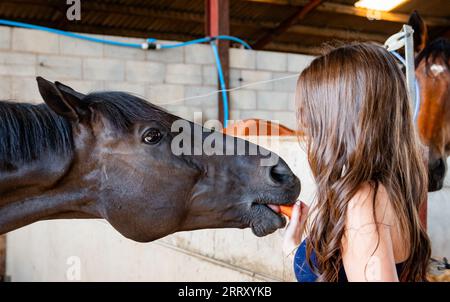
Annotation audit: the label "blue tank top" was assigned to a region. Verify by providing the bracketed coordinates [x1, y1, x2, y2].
[294, 239, 405, 282]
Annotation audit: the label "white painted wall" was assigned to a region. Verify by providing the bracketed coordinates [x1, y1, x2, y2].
[428, 158, 450, 257]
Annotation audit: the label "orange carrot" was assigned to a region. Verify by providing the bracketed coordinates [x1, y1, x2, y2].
[280, 205, 293, 219]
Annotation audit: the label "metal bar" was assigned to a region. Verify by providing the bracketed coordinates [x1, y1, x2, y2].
[403, 25, 416, 112]
[205, 0, 230, 125]
[403, 24, 427, 230]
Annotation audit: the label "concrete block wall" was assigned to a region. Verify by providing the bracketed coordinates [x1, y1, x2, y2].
[0, 25, 315, 281]
[0, 26, 314, 129]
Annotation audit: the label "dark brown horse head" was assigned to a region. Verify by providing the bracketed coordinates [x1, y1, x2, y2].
[409, 11, 450, 191]
[0, 77, 300, 242]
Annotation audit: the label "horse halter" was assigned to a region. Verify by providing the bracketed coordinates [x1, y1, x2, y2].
[384, 25, 421, 121]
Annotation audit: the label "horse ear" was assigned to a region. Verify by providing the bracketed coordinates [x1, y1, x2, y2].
[36, 77, 88, 122]
[408, 10, 428, 54]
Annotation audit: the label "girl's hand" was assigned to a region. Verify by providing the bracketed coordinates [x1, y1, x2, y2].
[282, 200, 309, 255]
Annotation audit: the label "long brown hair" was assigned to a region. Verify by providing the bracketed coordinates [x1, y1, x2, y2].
[296, 43, 431, 281]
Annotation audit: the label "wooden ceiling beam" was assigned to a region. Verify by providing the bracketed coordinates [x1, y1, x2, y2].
[0, 1, 387, 44]
[317, 2, 450, 27]
[265, 41, 323, 55]
[288, 24, 386, 42]
[4, 0, 450, 28]
[244, 0, 450, 27]
[79, 2, 205, 23]
[252, 0, 322, 49]
[1, 0, 206, 23]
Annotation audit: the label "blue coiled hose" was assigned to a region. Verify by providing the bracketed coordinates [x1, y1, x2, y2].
[0, 19, 252, 127]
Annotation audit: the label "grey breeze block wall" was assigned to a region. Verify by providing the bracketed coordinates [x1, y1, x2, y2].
[0, 26, 314, 128]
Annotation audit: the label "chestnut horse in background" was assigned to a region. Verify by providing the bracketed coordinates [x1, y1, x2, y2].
[227, 12, 450, 194]
[409, 11, 450, 192]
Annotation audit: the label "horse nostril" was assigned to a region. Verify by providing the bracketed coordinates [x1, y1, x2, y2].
[431, 158, 447, 175]
[270, 162, 294, 185]
[437, 158, 447, 175]
[428, 157, 447, 192]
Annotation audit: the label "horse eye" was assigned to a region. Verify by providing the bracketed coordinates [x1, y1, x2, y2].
[143, 128, 162, 144]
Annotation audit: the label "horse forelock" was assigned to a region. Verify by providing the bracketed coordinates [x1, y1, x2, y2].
[416, 37, 450, 74]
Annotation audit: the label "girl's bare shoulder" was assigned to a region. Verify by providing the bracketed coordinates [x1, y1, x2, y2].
[346, 182, 395, 230]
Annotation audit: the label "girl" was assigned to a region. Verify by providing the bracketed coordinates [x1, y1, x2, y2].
[283, 43, 431, 282]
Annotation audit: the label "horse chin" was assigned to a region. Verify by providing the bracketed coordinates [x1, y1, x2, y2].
[428, 178, 444, 192]
[248, 203, 287, 237]
[428, 157, 447, 192]
[243, 189, 299, 236]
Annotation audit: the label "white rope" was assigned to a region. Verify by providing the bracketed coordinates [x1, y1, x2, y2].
[153, 73, 301, 106]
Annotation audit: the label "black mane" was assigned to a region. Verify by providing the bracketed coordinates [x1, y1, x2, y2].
[416, 37, 450, 71]
[83, 91, 174, 131]
[0, 91, 174, 170]
[0, 102, 73, 170]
